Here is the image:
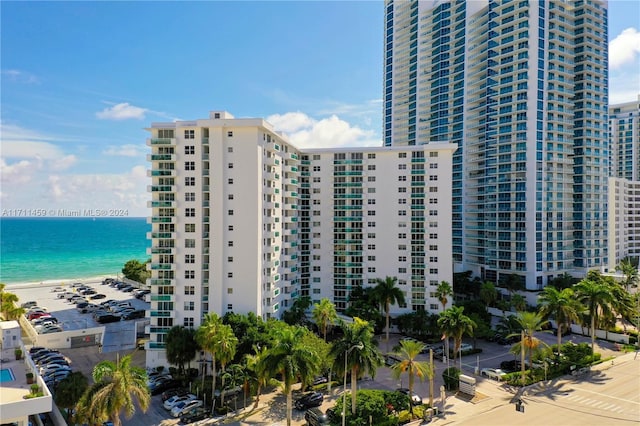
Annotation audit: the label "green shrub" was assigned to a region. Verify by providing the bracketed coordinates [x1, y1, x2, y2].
[443, 367, 460, 390]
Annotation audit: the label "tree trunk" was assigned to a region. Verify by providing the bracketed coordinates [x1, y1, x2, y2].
[351, 368, 358, 415]
[253, 382, 262, 409]
[408, 366, 415, 416]
[386, 300, 391, 353]
[286, 389, 292, 426]
[557, 327, 562, 352]
[211, 355, 217, 414]
[591, 315, 596, 354]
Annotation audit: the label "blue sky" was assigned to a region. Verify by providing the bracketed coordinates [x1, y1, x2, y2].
[1, 1, 639, 217]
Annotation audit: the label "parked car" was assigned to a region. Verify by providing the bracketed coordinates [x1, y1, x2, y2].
[305, 407, 331, 426]
[312, 376, 329, 386]
[500, 360, 523, 373]
[40, 364, 72, 375]
[27, 312, 51, 321]
[397, 388, 423, 405]
[96, 314, 121, 324]
[51, 287, 65, 292]
[59, 292, 75, 299]
[172, 399, 203, 417]
[162, 388, 190, 402]
[150, 378, 180, 395]
[80, 288, 97, 295]
[480, 368, 507, 381]
[121, 310, 146, 321]
[32, 350, 61, 362]
[164, 394, 196, 410]
[179, 407, 209, 424]
[31, 317, 58, 326]
[295, 391, 324, 410]
[91, 293, 107, 300]
[134, 289, 151, 299]
[29, 346, 48, 355]
[121, 286, 135, 293]
[39, 325, 64, 334]
[21, 301, 38, 308]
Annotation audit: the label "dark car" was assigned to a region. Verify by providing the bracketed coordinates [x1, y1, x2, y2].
[295, 391, 323, 410]
[96, 314, 120, 324]
[150, 378, 180, 395]
[305, 408, 330, 425]
[81, 289, 97, 296]
[179, 407, 209, 424]
[500, 360, 523, 373]
[121, 310, 146, 321]
[162, 388, 190, 402]
[91, 293, 107, 300]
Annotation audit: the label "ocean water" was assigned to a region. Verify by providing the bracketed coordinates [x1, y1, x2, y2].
[0, 218, 150, 284]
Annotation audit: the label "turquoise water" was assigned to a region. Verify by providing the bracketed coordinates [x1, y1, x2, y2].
[0, 368, 15, 382]
[0, 218, 150, 284]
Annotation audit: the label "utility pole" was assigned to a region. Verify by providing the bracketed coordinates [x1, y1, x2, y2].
[429, 348, 434, 407]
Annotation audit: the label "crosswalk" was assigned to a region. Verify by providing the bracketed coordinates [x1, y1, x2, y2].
[560, 392, 628, 415]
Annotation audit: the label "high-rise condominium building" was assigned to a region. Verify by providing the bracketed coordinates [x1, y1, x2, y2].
[146, 111, 457, 366]
[609, 97, 640, 180]
[608, 177, 640, 271]
[384, 0, 609, 289]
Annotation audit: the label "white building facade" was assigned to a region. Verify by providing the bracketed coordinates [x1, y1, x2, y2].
[609, 97, 640, 180]
[608, 178, 640, 270]
[146, 111, 457, 366]
[383, 0, 609, 289]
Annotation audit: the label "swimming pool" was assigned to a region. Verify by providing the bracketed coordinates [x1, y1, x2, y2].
[0, 368, 15, 382]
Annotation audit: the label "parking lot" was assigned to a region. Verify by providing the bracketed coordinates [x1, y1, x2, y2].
[11, 278, 150, 352]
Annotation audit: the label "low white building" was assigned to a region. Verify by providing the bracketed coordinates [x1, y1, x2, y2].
[608, 177, 640, 270]
[145, 111, 457, 367]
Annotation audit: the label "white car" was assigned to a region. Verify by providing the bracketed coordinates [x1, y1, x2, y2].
[40, 364, 72, 375]
[480, 368, 507, 381]
[163, 394, 195, 410]
[171, 399, 203, 417]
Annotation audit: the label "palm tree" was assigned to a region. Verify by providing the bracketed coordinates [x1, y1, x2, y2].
[196, 312, 223, 411]
[390, 340, 433, 415]
[0, 285, 25, 321]
[511, 294, 527, 312]
[479, 282, 497, 311]
[312, 298, 338, 341]
[437, 306, 476, 361]
[574, 276, 615, 353]
[538, 286, 580, 349]
[373, 276, 406, 352]
[264, 325, 321, 426]
[508, 312, 549, 371]
[617, 257, 639, 292]
[216, 324, 238, 407]
[330, 318, 384, 415]
[245, 345, 270, 409]
[435, 281, 453, 312]
[76, 354, 150, 426]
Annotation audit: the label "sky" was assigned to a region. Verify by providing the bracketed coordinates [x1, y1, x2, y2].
[1, 1, 639, 217]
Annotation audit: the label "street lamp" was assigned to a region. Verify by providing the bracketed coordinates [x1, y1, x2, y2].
[342, 343, 364, 426]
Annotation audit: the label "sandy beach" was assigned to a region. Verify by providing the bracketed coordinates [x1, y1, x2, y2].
[3, 274, 120, 290]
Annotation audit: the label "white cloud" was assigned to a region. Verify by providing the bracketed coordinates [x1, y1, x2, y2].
[0, 158, 35, 185]
[1, 141, 66, 160]
[102, 144, 147, 157]
[50, 155, 77, 171]
[609, 28, 640, 70]
[96, 103, 147, 120]
[1, 69, 39, 84]
[266, 112, 380, 149]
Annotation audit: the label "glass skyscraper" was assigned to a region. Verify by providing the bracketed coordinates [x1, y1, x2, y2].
[384, 0, 609, 289]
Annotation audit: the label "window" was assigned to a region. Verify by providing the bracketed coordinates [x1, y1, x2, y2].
[228, 241, 234, 247]
[228, 272, 233, 278]
[185, 145, 195, 154]
[367, 244, 376, 250]
[228, 194, 234, 200]
[399, 187, 406, 192]
[398, 164, 407, 170]
[398, 233, 407, 238]
[227, 131, 233, 137]
[185, 177, 195, 186]
[228, 210, 234, 216]
[399, 210, 407, 216]
[429, 187, 438, 193]
[398, 152, 407, 158]
[184, 301, 195, 311]
[399, 176, 407, 181]
[398, 267, 407, 273]
[368, 267, 376, 273]
[429, 210, 438, 216]
[429, 268, 439, 274]
[368, 233, 376, 238]
[185, 161, 195, 171]
[313, 166, 321, 172]
[367, 255, 376, 261]
[398, 256, 407, 262]
[185, 286, 195, 295]
[228, 178, 234, 184]
[228, 257, 233, 262]
[368, 188, 376, 193]
[429, 152, 438, 157]
[429, 163, 438, 169]
[368, 153, 376, 159]
[368, 165, 376, 171]
[228, 225, 234, 231]
[228, 163, 233, 169]
[185, 270, 195, 279]
[228, 147, 233, 153]
[429, 256, 438, 262]
[184, 130, 195, 139]
[185, 239, 196, 248]
[313, 177, 321, 183]
[368, 176, 376, 182]
[184, 317, 194, 327]
[368, 222, 376, 227]
[399, 198, 407, 204]
[227, 304, 233, 311]
[368, 199, 376, 205]
[185, 254, 195, 264]
[429, 175, 438, 181]
[227, 288, 233, 294]
[429, 233, 438, 239]
[429, 245, 438, 250]
[367, 211, 376, 216]
[185, 192, 195, 202]
[185, 224, 195, 232]
[185, 208, 195, 217]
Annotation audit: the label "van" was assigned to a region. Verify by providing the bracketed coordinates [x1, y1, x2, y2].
[304, 408, 330, 425]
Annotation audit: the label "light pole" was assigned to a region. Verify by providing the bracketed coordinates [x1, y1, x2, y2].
[342, 343, 364, 426]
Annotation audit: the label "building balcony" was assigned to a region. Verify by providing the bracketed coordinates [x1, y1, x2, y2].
[147, 232, 175, 239]
[150, 294, 174, 302]
[147, 154, 176, 162]
[148, 263, 175, 271]
[148, 278, 175, 286]
[148, 138, 175, 146]
[148, 169, 176, 177]
[149, 216, 175, 224]
[148, 200, 175, 208]
[148, 185, 176, 193]
[147, 247, 175, 255]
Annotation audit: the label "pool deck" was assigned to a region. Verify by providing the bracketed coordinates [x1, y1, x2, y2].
[0, 346, 53, 424]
